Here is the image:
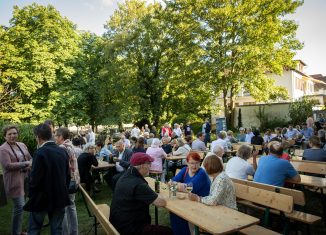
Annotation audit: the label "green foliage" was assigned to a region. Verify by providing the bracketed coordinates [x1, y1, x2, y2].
[0, 3, 80, 123]
[289, 96, 319, 125]
[255, 106, 288, 131]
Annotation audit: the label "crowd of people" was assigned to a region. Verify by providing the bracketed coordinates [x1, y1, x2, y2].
[1, 116, 326, 235]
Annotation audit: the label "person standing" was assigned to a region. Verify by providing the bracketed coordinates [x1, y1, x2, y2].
[109, 152, 173, 235]
[0, 125, 32, 235]
[203, 119, 211, 146]
[87, 128, 96, 145]
[54, 127, 80, 235]
[24, 124, 70, 235]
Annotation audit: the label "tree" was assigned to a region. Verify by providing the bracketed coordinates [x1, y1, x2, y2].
[165, 0, 303, 128]
[0, 3, 80, 122]
[102, 0, 212, 126]
[289, 96, 319, 125]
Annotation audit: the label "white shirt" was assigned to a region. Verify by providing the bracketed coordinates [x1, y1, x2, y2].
[116, 150, 125, 172]
[173, 128, 183, 137]
[88, 131, 95, 145]
[245, 132, 254, 143]
[123, 139, 131, 148]
[225, 156, 255, 180]
[211, 139, 228, 152]
[131, 127, 140, 138]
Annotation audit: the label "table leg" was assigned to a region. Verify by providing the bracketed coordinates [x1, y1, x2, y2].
[194, 225, 199, 235]
[320, 188, 326, 223]
[155, 206, 158, 225]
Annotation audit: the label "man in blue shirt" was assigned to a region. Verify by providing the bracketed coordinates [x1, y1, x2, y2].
[300, 123, 314, 140]
[285, 124, 300, 139]
[254, 141, 301, 187]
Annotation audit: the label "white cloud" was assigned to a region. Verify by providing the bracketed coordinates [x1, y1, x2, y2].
[100, 0, 118, 7]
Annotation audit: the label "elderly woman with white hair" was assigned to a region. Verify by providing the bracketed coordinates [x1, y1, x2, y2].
[225, 144, 258, 180]
[146, 138, 167, 180]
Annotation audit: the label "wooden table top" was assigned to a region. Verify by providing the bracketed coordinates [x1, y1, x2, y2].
[294, 174, 326, 188]
[92, 161, 115, 170]
[166, 155, 187, 161]
[145, 177, 259, 234]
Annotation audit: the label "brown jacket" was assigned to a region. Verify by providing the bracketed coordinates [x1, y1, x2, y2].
[0, 142, 31, 198]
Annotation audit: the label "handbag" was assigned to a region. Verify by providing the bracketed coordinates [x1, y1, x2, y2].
[68, 180, 79, 194]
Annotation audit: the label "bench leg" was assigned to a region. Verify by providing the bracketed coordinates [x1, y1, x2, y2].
[263, 208, 270, 227]
[155, 206, 158, 225]
[194, 225, 199, 235]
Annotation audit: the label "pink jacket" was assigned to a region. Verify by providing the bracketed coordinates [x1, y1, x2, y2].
[146, 147, 167, 172]
[0, 142, 31, 198]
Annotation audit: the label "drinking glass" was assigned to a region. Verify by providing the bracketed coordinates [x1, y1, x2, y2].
[185, 182, 193, 193]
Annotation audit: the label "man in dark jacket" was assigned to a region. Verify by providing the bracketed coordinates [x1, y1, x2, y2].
[24, 124, 70, 235]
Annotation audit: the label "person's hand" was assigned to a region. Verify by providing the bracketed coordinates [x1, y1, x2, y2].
[188, 192, 200, 202]
[252, 149, 259, 158]
[113, 157, 119, 162]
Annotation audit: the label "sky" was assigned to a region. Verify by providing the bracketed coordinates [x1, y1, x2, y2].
[0, 0, 325, 75]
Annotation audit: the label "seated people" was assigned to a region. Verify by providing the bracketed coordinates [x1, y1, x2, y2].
[245, 128, 254, 143]
[227, 130, 238, 144]
[191, 132, 206, 151]
[170, 152, 211, 235]
[254, 141, 301, 186]
[285, 124, 300, 140]
[109, 153, 173, 235]
[104, 140, 132, 190]
[189, 154, 237, 210]
[96, 141, 112, 161]
[77, 143, 99, 192]
[303, 136, 326, 162]
[225, 144, 257, 180]
[211, 132, 228, 152]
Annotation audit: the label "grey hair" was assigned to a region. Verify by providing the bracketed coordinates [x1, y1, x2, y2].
[177, 138, 186, 147]
[212, 144, 224, 157]
[237, 145, 252, 160]
[83, 143, 96, 152]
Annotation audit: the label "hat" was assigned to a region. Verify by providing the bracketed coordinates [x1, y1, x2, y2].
[130, 152, 154, 166]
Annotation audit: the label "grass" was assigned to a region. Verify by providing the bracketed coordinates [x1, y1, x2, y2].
[1, 180, 326, 235]
[0, 182, 170, 235]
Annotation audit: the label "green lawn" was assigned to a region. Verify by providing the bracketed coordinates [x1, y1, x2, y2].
[0, 182, 170, 235]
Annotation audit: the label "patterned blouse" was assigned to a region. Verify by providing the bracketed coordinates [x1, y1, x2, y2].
[201, 171, 237, 210]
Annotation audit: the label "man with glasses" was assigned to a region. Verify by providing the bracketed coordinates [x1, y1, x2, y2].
[110, 152, 173, 235]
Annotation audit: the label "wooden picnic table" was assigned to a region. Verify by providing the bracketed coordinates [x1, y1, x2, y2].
[145, 177, 259, 235]
[91, 161, 115, 170]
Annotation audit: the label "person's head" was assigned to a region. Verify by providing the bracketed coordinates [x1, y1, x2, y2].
[237, 145, 252, 160]
[212, 144, 224, 157]
[130, 136, 137, 145]
[96, 141, 104, 151]
[177, 138, 186, 147]
[318, 129, 325, 139]
[88, 128, 93, 133]
[196, 131, 205, 141]
[130, 152, 154, 176]
[162, 136, 171, 144]
[288, 124, 293, 130]
[202, 154, 223, 175]
[149, 133, 154, 138]
[268, 141, 283, 156]
[136, 137, 145, 148]
[72, 137, 81, 147]
[164, 123, 169, 128]
[44, 119, 55, 134]
[54, 127, 70, 144]
[186, 152, 201, 174]
[145, 124, 148, 128]
[246, 128, 252, 134]
[2, 125, 19, 144]
[309, 136, 321, 148]
[218, 131, 226, 139]
[265, 129, 271, 135]
[227, 130, 234, 137]
[115, 140, 125, 152]
[275, 127, 282, 134]
[281, 140, 290, 150]
[252, 129, 259, 136]
[184, 135, 192, 144]
[34, 124, 52, 144]
[120, 134, 126, 140]
[143, 132, 149, 138]
[239, 127, 245, 134]
[83, 143, 96, 155]
[151, 138, 161, 148]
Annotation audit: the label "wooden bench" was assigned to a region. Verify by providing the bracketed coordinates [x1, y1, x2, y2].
[291, 159, 326, 176]
[233, 182, 293, 234]
[80, 185, 120, 235]
[232, 178, 322, 233]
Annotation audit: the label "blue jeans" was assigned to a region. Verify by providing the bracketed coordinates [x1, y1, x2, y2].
[11, 196, 25, 235]
[62, 194, 78, 235]
[28, 208, 65, 235]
